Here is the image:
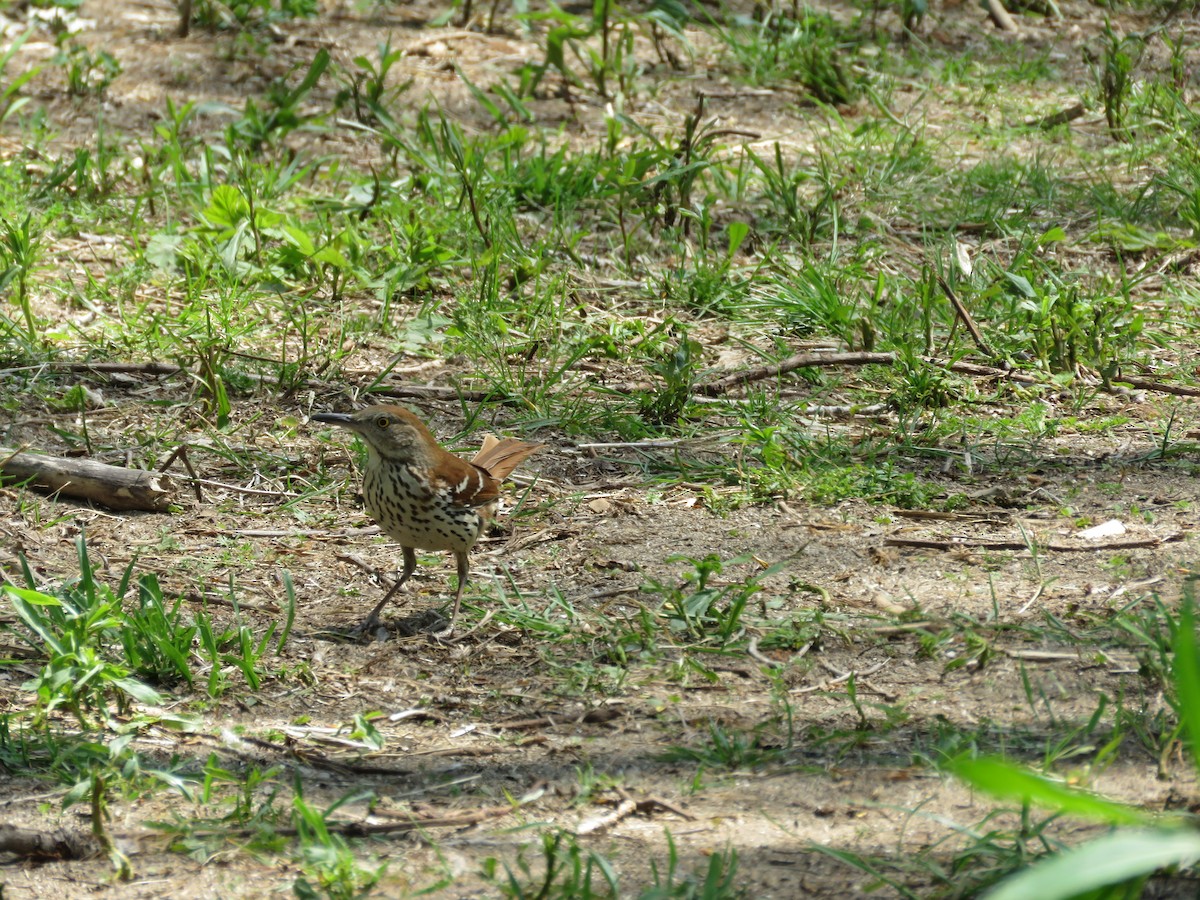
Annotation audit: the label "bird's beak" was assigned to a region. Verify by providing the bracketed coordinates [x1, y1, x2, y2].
[311, 412, 359, 430]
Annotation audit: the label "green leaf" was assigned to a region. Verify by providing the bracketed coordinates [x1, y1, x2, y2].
[4, 585, 63, 607]
[282, 223, 316, 256]
[1173, 593, 1200, 774]
[112, 676, 164, 705]
[62, 776, 95, 809]
[203, 185, 251, 231]
[951, 756, 1152, 826]
[984, 829, 1200, 900]
[292, 48, 330, 101]
[1002, 271, 1035, 298]
[727, 221, 749, 259]
[144, 232, 183, 271]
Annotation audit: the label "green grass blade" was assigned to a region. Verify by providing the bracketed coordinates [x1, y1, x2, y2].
[1173, 591, 1200, 775]
[951, 756, 1152, 826]
[984, 829, 1200, 900]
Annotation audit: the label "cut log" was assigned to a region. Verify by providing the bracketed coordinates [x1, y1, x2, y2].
[0, 447, 175, 512]
[0, 823, 98, 861]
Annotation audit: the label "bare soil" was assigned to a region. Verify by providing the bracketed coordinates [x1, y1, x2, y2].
[2, 0, 1200, 897]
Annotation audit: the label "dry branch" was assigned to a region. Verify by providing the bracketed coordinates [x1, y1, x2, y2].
[938, 276, 996, 359]
[186, 803, 516, 842]
[1116, 376, 1200, 398]
[1028, 102, 1086, 129]
[1, 447, 175, 512]
[576, 799, 638, 835]
[985, 0, 1019, 30]
[697, 351, 898, 397]
[885, 534, 1179, 553]
[0, 824, 97, 861]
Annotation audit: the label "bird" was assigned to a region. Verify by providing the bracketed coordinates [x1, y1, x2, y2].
[311, 404, 543, 633]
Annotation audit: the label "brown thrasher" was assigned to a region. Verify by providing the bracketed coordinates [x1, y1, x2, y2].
[312, 404, 543, 631]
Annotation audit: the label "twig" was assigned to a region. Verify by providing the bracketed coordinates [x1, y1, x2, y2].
[1016, 584, 1045, 615]
[576, 440, 688, 450]
[236, 527, 377, 538]
[1003, 648, 1084, 662]
[869, 621, 937, 635]
[803, 403, 889, 416]
[791, 641, 814, 665]
[696, 352, 898, 398]
[56, 361, 184, 377]
[1114, 376, 1200, 398]
[792, 660, 889, 694]
[858, 679, 897, 701]
[443, 610, 494, 644]
[183, 804, 516, 841]
[747, 636, 783, 669]
[159, 444, 203, 501]
[576, 799, 638, 835]
[984, 0, 1018, 31]
[189, 478, 300, 499]
[1027, 102, 1085, 129]
[885, 534, 1180, 553]
[630, 793, 695, 822]
[938, 276, 995, 359]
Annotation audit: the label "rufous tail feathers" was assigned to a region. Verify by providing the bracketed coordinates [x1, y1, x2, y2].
[472, 435, 544, 480]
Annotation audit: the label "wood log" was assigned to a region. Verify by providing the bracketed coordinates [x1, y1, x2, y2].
[985, 0, 1019, 31]
[0, 447, 175, 512]
[0, 823, 98, 861]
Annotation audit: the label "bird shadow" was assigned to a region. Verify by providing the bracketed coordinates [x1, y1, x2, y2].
[308, 608, 451, 644]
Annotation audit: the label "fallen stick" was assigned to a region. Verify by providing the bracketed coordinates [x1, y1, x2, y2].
[0, 447, 174, 512]
[939, 276, 996, 359]
[0, 823, 97, 861]
[1027, 102, 1085, 129]
[182, 803, 516, 841]
[884, 534, 1180, 553]
[576, 799, 638, 835]
[985, 0, 1018, 30]
[697, 352, 898, 397]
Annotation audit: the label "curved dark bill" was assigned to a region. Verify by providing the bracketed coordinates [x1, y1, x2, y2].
[311, 412, 356, 427]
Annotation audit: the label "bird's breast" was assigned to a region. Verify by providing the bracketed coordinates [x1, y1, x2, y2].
[362, 461, 487, 552]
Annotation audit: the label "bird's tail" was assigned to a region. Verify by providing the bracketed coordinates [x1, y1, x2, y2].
[472, 435, 544, 480]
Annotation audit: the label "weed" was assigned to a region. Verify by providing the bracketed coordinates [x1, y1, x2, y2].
[517, 0, 689, 100]
[0, 30, 39, 126]
[643, 554, 774, 645]
[225, 49, 330, 154]
[0, 212, 42, 343]
[292, 782, 386, 899]
[639, 326, 704, 427]
[485, 830, 619, 898]
[713, 9, 864, 104]
[334, 36, 412, 126]
[189, 0, 318, 32]
[661, 720, 781, 770]
[1085, 21, 1144, 143]
[4, 539, 164, 726]
[53, 38, 122, 97]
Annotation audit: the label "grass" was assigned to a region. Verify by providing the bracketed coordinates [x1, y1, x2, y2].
[2, 0, 1200, 895]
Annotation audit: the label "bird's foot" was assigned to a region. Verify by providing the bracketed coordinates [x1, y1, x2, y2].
[340, 614, 388, 642]
[433, 610, 494, 644]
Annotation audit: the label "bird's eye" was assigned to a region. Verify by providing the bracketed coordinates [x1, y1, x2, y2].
[375, 416, 391, 430]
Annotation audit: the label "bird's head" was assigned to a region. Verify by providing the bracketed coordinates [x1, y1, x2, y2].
[312, 405, 437, 465]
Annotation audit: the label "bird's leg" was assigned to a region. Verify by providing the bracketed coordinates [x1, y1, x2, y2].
[449, 550, 470, 624]
[360, 546, 417, 632]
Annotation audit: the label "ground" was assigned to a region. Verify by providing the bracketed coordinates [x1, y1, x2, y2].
[1, 0, 1199, 897]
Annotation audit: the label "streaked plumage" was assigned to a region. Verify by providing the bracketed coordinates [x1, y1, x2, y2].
[313, 404, 542, 631]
